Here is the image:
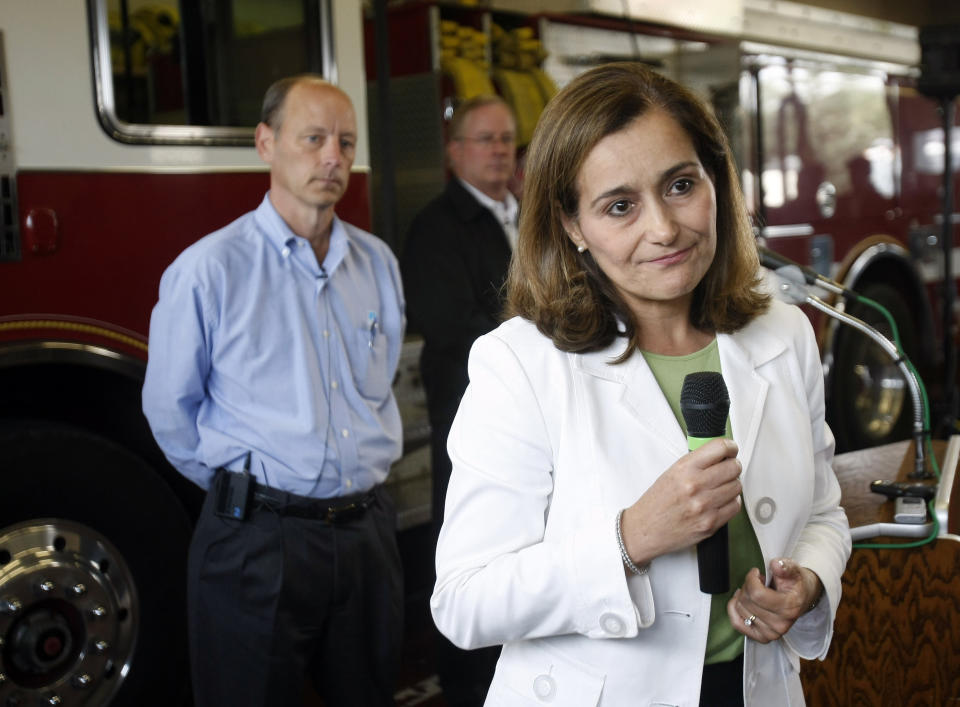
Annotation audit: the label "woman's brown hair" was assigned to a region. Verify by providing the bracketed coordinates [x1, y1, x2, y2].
[506, 62, 768, 360]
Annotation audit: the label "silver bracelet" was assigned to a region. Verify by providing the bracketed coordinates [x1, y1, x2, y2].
[616, 509, 649, 576]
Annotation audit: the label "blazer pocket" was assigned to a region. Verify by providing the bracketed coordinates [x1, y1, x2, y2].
[489, 640, 605, 706]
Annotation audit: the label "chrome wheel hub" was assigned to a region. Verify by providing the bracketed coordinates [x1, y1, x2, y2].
[0, 520, 137, 706]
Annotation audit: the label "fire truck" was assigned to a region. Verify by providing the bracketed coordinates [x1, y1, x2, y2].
[0, 1, 957, 705]
[0, 2, 378, 705]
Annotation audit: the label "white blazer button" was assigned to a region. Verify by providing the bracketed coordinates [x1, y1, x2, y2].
[600, 612, 625, 636]
[754, 497, 777, 524]
[532, 674, 556, 701]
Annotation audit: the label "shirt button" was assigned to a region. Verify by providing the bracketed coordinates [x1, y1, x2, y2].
[331, 381, 339, 390]
[341, 429, 349, 438]
[532, 674, 556, 701]
[323, 330, 330, 338]
[600, 612, 625, 636]
[345, 479, 353, 489]
[281, 246, 291, 257]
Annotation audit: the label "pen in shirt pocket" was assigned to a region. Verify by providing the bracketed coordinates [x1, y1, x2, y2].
[367, 310, 379, 348]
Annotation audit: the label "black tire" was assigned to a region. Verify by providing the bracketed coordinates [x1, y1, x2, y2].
[0, 421, 193, 706]
[828, 282, 918, 453]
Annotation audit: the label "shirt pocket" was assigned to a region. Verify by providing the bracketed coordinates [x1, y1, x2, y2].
[350, 323, 392, 401]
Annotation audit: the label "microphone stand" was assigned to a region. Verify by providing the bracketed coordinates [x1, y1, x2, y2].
[768, 265, 931, 479]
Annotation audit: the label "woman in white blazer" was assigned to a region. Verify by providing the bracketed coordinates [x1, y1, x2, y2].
[431, 63, 851, 706]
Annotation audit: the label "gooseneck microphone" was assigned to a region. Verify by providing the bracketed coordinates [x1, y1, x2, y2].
[757, 246, 857, 300]
[680, 372, 731, 595]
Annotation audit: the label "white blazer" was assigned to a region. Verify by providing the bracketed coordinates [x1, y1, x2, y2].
[431, 298, 851, 706]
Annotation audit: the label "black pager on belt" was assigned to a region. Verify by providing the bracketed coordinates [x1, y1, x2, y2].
[214, 454, 253, 520]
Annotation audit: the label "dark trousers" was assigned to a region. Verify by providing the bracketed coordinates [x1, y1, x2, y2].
[700, 653, 744, 707]
[187, 483, 404, 707]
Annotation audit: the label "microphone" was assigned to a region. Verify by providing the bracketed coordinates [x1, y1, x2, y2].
[763, 260, 931, 479]
[680, 372, 731, 595]
[757, 246, 856, 300]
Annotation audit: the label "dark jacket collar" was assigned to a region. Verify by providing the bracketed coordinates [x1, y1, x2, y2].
[445, 177, 494, 223]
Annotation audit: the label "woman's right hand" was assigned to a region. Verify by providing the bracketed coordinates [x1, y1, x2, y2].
[619, 438, 742, 569]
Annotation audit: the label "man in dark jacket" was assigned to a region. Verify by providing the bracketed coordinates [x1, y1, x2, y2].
[401, 94, 517, 707]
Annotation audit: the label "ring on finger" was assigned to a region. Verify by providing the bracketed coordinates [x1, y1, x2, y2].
[744, 614, 757, 628]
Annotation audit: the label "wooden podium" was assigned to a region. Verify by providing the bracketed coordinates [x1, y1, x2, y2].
[800, 436, 960, 705]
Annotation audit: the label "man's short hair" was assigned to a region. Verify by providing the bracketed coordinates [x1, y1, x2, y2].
[448, 94, 515, 141]
[260, 73, 329, 132]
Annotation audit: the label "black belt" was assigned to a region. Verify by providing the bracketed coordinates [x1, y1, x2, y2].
[251, 482, 378, 524]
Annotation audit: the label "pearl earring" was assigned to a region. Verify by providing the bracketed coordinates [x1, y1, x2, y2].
[577, 245, 585, 253]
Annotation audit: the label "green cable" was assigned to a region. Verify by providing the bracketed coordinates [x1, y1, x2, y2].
[855, 294, 901, 345]
[848, 294, 941, 550]
[855, 295, 934, 440]
[851, 500, 940, 550]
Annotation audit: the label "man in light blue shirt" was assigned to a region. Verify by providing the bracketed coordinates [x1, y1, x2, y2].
[142, 75, 404, 707]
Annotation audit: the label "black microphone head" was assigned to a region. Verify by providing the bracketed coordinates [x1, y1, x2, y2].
[680, 372, 730, 438]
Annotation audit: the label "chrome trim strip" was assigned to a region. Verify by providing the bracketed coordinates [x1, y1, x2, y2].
[842, 241, 911, 290]
[0, 341, 146, 380]
[760, 224, 815, 239]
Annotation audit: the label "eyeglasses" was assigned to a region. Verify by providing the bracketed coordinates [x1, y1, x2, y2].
[456, 133, 516, 147]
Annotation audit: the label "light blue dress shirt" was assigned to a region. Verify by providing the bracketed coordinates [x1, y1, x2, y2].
[142, 194, 404, 498]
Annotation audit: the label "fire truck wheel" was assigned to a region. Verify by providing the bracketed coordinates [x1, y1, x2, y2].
[829, 281, 917, 453]
[0, 421, 192, 707]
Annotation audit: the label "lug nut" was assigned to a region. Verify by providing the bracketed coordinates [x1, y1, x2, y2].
[93, 639, 109, 654]
[72, 674, 92, 688]
[70, 583, 87, 597]
[46, 696, 62, 706]
[0, 672, 6, 685]
[39, 580, 55, 593]
[1, 598, 22, 615]
[90, 605, 107, 619]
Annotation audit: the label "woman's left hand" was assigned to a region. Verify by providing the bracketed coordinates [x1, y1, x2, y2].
[727, 558, 823, 644]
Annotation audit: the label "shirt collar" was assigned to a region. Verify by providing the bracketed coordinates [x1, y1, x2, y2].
[323, 217, 348, 274]
[254, 193, 349, 274]
[458, 178, 518, 227]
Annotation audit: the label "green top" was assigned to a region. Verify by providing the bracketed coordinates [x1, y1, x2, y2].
[641, 340, 764, 665]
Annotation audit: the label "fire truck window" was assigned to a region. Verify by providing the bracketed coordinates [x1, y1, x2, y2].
[758, 63, 894, 214]
[99, 0, 324, 136]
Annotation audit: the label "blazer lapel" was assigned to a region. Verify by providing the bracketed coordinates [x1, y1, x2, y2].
[718, 321, 786, 478]
[575, 316, 790, 472]
[575, 339, 688, 458]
